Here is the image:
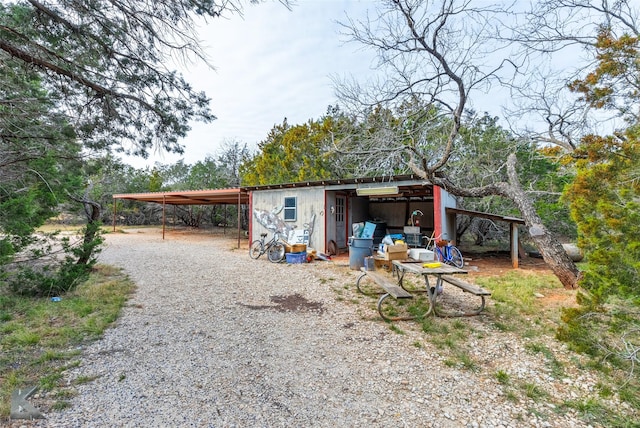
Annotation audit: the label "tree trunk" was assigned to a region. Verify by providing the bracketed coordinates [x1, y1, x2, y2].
[508, 187, 580, 289]
[77, 201, 101, 265]
[68, 186, 103, 266]
[503, 154, 580, 289]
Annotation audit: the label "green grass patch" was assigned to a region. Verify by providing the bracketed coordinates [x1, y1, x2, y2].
[73, 375, 98, 385]
[0, 264, 134, 418]
[474, 271, 572, 341]
[442, 351, 479, 371]
[389, 324, 404, 334]
[562, 398, 617, 426]
[443, 358, 457, 368]
[520, 381, 549, 401]
[495, 370, 511, 385]
[50, 401, 72, 411]
[505, 390, 519, 403]
[475, 271, 561, 315]
[456, 351, 479, 372]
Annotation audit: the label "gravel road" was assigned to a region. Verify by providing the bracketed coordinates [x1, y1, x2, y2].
[26, 228, 606, 427]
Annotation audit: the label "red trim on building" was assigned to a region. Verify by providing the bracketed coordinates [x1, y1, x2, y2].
[324, 191, 329, 253]
[248, 191, 254, 242]
[433, 186, 442, 239]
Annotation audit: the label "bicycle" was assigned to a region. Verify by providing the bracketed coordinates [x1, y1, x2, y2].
[249, 231, 286, 263]
[423, 232, 464, 268]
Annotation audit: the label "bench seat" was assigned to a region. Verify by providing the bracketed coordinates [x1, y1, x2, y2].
[357, 268, 418, 321]
[363, 270, 413, 299]
[441, 275, 491, 296]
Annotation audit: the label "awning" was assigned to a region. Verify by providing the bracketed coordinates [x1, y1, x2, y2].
[112, 188, 249, 205]
[445, 207, 525, 268]
[445, 207, 525, 225]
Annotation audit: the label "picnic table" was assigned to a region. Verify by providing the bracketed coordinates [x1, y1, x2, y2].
[356, 260, 491, 321]
[391, 260, 491, 319]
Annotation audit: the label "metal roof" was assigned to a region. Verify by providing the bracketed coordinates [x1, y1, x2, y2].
[241, 174, 426, 191]
[446, 207, 525, 224]
[113, 175, 433, 206]
[112, 188, 249, 205]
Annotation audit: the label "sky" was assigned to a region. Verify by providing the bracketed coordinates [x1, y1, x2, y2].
[121, 1, 596, 170]
[127, 0, 382, 169]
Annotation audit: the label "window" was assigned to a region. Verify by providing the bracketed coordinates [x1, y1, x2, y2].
[283, 196, 297, 221]
[335, 196, 345, 223]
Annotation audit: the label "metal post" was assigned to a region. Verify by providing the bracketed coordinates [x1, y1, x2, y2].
[162, 195, 166, 240]
[112, 198, 117, 232]
[237, 192, 242, 249]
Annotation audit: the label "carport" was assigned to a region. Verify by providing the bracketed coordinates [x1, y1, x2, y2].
[112, 188, 249, 247]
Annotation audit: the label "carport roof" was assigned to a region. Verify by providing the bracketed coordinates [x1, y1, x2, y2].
[112, 188, 249, 205]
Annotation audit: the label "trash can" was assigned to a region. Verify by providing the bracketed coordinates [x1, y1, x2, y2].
[348, 237, 373, 270]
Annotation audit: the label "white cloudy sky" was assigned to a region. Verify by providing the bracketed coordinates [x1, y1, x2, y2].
[129, 0, 382, 168]
[128, 0, 584, 169]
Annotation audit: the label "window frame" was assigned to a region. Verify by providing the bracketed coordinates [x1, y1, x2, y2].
[283, 196, 297, 222]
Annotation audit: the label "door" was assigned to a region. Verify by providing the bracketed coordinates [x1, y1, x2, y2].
[335, 195, 347, 249]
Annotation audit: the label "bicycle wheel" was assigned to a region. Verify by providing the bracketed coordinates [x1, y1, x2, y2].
[448, 246, 464, 268]
[249, 240, 263, 259]
[268, 242, 286, 263]
[432, 246, 444, 263]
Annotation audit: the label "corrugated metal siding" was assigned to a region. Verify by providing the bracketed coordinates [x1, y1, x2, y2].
[251, 188, 325, 251]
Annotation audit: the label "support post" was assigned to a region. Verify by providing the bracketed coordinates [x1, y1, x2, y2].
[162, 195, 166, 240]
[112, 198, 117, 232]
[433, 186, 442, 240]
[237, 192, 242, 249]
[510, 223, 519, 269]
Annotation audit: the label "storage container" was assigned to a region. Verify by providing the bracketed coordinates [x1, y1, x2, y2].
[364, 256, 375, 271]
[382, 243, 409, 261]
[348, 237, 373, 270]
[291, 243, 307, 253]
[285, 252, 307, 264]
[408, 248, 435, 261]
[405, 233, 422, 247]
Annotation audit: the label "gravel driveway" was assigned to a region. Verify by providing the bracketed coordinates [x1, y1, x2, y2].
[33, 229, 599, 427]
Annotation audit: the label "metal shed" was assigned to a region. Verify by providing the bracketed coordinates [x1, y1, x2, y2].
[244, 175, 458, 256]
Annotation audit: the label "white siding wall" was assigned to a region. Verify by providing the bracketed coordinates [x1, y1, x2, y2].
[251, 188, 325, 251]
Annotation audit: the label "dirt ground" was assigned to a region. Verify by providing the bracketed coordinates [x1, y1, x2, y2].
[141, 226, 576, 309]
[326, 243, 576, 310]
[160, 226, 553, 277]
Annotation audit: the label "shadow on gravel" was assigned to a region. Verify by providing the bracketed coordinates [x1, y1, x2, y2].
[240, 293, 324, 314]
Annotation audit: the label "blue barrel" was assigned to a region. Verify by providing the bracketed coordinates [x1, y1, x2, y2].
[348, 238, 373, 270]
